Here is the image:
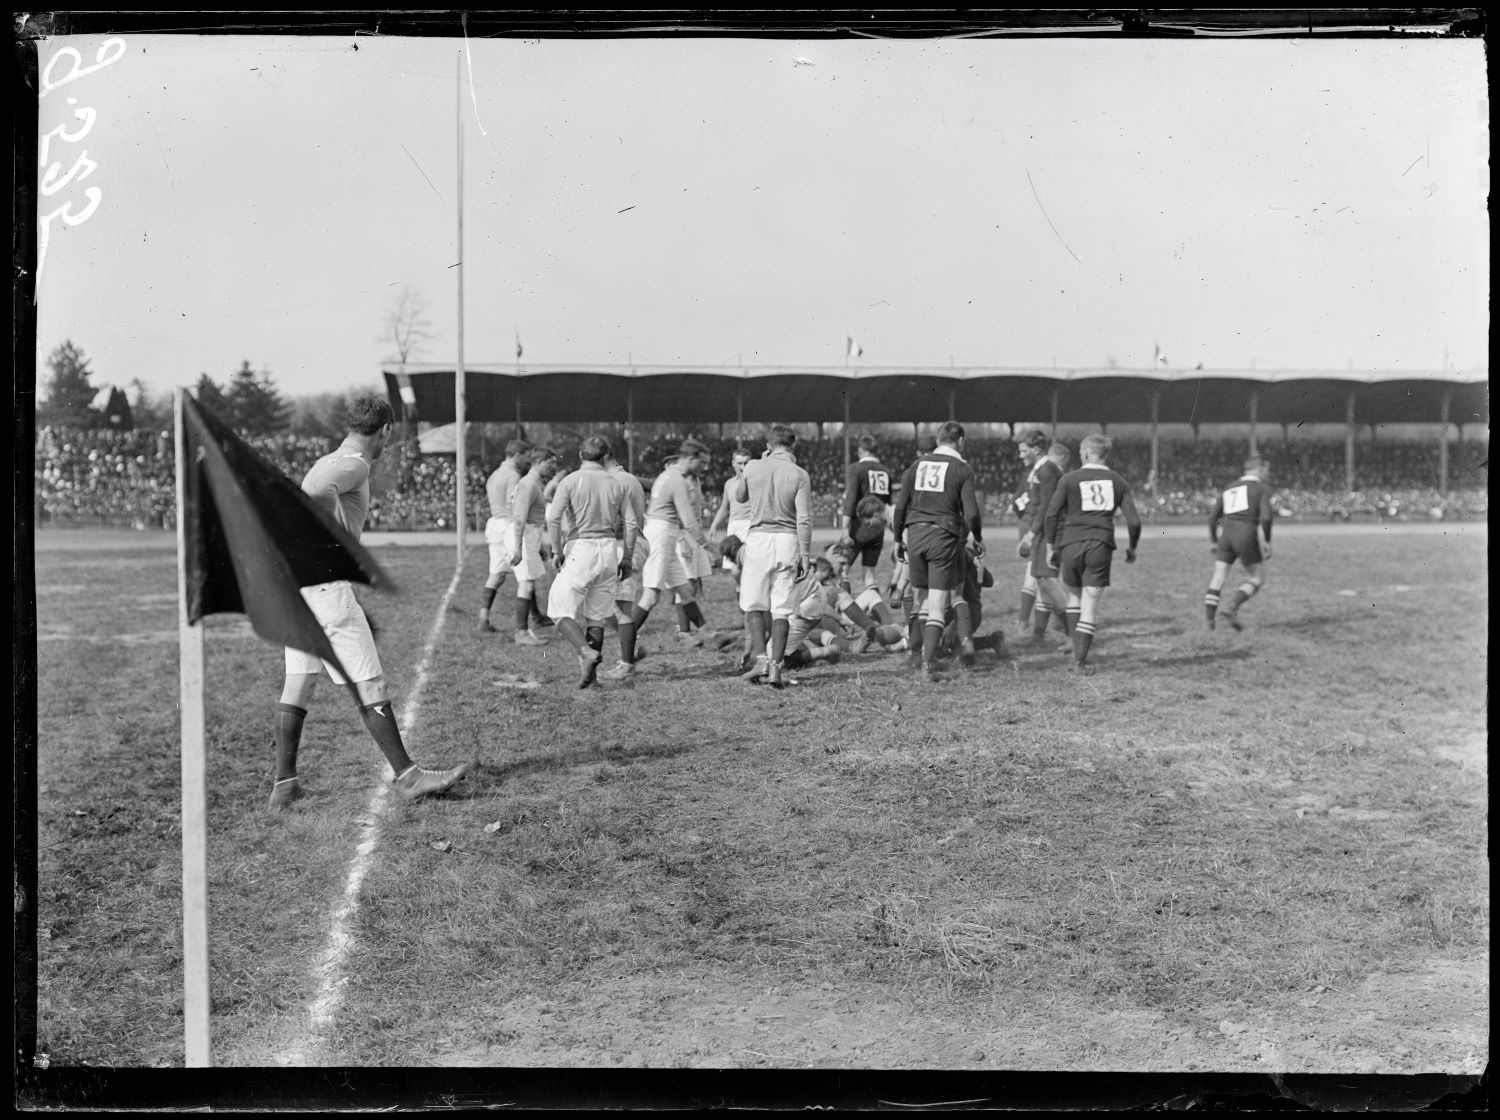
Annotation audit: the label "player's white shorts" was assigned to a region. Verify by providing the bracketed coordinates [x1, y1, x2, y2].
[739, 531, 802, 618]
[642, 519, 692, 591]
[614, 537, 650, 605]
[546, 537, 619, 624]
[284, 581, 383, 685]
[511, 523, 547, 583]
[722, 518, 753, 571]
[677, 533, 714, 581]
[485, 516, 517, 576]
[852, 586, 882, 616]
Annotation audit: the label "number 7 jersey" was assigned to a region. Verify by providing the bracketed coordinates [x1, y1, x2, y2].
[1045, 463, 1141, 549]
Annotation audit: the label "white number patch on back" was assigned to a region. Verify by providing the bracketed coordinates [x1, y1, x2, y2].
[1079, 478, 1115, 512]
[1222, 484, 1249, 514]
[914, 461, 949, 493]
[867, 470, 890, 496]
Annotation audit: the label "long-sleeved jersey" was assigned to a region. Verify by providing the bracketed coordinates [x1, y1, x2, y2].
[732, 448, 813, 555]
[842, 456, 893, 532]
[547, 460, 638, 546]
[301, 440, 372, 541]
[892, 447, 981, 544]
[1022, 458, 1064, 538]
[1044, 463, 1142, 552]
[1209, 475, 1275, 543]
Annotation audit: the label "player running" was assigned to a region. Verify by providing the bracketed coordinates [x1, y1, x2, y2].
[1042, 434, 1142, 673]
[545, 436, 640, 688]
[270, 396, 471, 809]
[891, 421, 984, 680]
[1205, 457, 1275, 631]
[479, 439, 531, 632]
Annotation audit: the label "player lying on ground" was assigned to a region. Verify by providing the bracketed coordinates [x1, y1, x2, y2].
[272, 396, 472, 809]
[1205, 456, 1275, 632]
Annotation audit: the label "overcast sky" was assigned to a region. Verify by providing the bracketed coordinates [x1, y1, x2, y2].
[33, 33, 1489, 400]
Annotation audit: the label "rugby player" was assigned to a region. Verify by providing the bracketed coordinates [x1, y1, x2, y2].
[891, 421, 984, 680]
[598, 449, 650, 683]
[509, 447, 561, 646]
[673, 440, 716, 638]
[1205, 457, 1275, 631]
[1019, 440, 1073, 642]
[841, 435, 894, 590]
[545, 436, 640, 688]
[1010, 432, 1046, 626]
[1042, 434, 1142, 672]
[708, 447, 755, 579]
[270, 396, 471, 809]
[479, 439, 531, 632]
[620, 442, 711, 669]
[732, 424, 814, 689]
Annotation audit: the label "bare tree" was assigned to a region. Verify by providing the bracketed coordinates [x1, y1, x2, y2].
[381, 283, 435, 364]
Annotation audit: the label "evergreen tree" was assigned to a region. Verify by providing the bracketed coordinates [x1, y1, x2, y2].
[42, 340, 98, 428]
[194, 373, 232, 421]
[225, 360, 291, 436]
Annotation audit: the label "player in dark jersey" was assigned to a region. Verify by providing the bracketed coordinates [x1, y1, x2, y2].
[1019, 440, 1073, 643]
[891, 421, 983, 680]
[1205, 457, 1275, 631]
[1043, 433, 1142, 672]
[841, 435, 894, 591]
[1011, 432, 1047, 626]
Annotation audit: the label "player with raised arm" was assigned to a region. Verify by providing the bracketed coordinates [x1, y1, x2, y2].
[270, 396, 471, 809]
[1205, 457, 1275, 631]
[479, 439, 530, 632]
[841, 434, 894, 591]
[1019, 440, 1074, 643]
[733, 424, 814, 689]
[509, 447, 560, 646]
[891, 421, 984, 680]
[1042, 433, 1143, 673]
[544, 436, 640, 688]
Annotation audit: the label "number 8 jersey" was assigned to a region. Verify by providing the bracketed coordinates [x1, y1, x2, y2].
[1045, 463, 1138, 550]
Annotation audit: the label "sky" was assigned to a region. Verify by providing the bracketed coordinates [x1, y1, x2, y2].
[32, 33, 1489, 402]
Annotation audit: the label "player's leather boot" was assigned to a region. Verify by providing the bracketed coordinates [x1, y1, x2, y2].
[1222, 611, 1242, 632]
[766, 660, 786, 689]
[267, 777, 305, 810]
[577, 649, 602, 689]
[958, 637, 977, 668]
[742, 656, 769, 683]
[599, 660, 637, 683]
[394, 761, 474, 801]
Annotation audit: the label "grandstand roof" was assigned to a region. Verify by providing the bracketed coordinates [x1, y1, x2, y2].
[382, 364, 1489, 428]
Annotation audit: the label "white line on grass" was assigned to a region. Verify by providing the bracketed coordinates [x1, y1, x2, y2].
[279, 562, 466, 1067]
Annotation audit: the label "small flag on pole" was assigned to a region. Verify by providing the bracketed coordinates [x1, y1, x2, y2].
[180, 394, 390, 668]
[515, 332, 523, 361]
[846, 336, 863, 360]
[1153, 344, 1169, 367]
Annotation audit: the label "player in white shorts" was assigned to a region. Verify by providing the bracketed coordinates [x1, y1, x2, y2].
[480, 439, 531, 631]
[509, 447, 561, 646]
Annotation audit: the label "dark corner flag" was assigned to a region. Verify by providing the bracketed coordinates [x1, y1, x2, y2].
[180, 391, 392, 676]
[173, 389, 394, 1068]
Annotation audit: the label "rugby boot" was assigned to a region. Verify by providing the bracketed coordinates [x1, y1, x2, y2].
[742, 656, 769, 683]
[598, 660, 637, 683]
[958, 637, 977, 668]
[766, 660, 786, 690]
[577, 649, 602, 689]
[394, 761, 474, 801]
[267, 777, 306, 810]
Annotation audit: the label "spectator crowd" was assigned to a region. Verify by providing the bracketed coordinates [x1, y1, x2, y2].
[35, 425, 1489, 531]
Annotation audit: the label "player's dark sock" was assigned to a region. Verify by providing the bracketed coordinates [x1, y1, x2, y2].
[585, 626, 605, 654]
[1204, 588, 1221, 627]
[922, 621, 943, 667]
[785, 647, 812, 669]
[1018, 590, 1036, 623]
[685, 601, 707, 630]
[514, 596, 532, 632]
[675, 605, 692, 632]
[619, 621, 638, 664]
[907, 613, 923, 651]
[954, 602, 975, 644]
[974, 633, 1004, 653]
[1032, 604, 1051, 636]
[1063, 609, 1080, 638]
[845, 602, 876, 633]
[1073, 622, 1096, 664]
[360, 700, 414, 775]
[481, 586, 498, 611]
[530, 595, 552, 626]
[769, 617, 791, 665]
[274, 702, 307, 781]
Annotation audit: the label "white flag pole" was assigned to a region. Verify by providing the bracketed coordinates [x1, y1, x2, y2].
[454, 48, 468, 564]
[174, 387, 211, 1067]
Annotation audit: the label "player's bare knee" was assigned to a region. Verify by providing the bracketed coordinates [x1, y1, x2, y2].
[354, 676, 389, 706]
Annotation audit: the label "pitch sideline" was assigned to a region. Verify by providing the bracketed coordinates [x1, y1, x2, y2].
[277, 558, 468, 1067]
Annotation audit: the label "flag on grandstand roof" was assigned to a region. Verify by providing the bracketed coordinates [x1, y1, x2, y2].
[846, 336, 863, 360]
[1154, 343, 1169, 366]
[515, 331, 523, 361]
[178, 392, 390, 668]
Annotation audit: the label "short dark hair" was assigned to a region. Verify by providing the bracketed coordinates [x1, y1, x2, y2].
[678, 439, 709, 458]
[505, 439, 531, 458]
[767, 424, 797, 449]
[347, 396, 394, 436]
[937, 421, 965, 446]
[580, 436, 610, 462]
[719, 534, 742, 564]
[530, 445, 558, 462]
[1244, 455, 1267, 473]
[856, 434, 878, 453]
[1020, 431, 1048, 451]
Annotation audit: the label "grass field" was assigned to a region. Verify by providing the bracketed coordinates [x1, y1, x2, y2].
[31, 524, 1487, 1072]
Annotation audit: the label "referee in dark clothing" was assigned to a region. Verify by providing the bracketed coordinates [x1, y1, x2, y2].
[891, 421, 984, 679]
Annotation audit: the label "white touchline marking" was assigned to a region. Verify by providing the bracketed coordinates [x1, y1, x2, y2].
[280, 561, 467, 1067]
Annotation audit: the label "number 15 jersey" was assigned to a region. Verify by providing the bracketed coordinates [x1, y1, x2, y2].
[1045, 463, 1138, 550]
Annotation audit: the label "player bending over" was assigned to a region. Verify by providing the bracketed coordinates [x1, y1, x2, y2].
[1205, 457, 1275, 631]
[1042, 433, 1143, 673]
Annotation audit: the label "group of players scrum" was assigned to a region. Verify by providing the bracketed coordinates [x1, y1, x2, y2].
[269, 395, 1274, 808]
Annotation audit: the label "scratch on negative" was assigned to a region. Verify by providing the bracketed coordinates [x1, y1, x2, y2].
[1025, 170, 1082, 264]
[462, 14, 488, 136]
[1401, 156, 1424, 177]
